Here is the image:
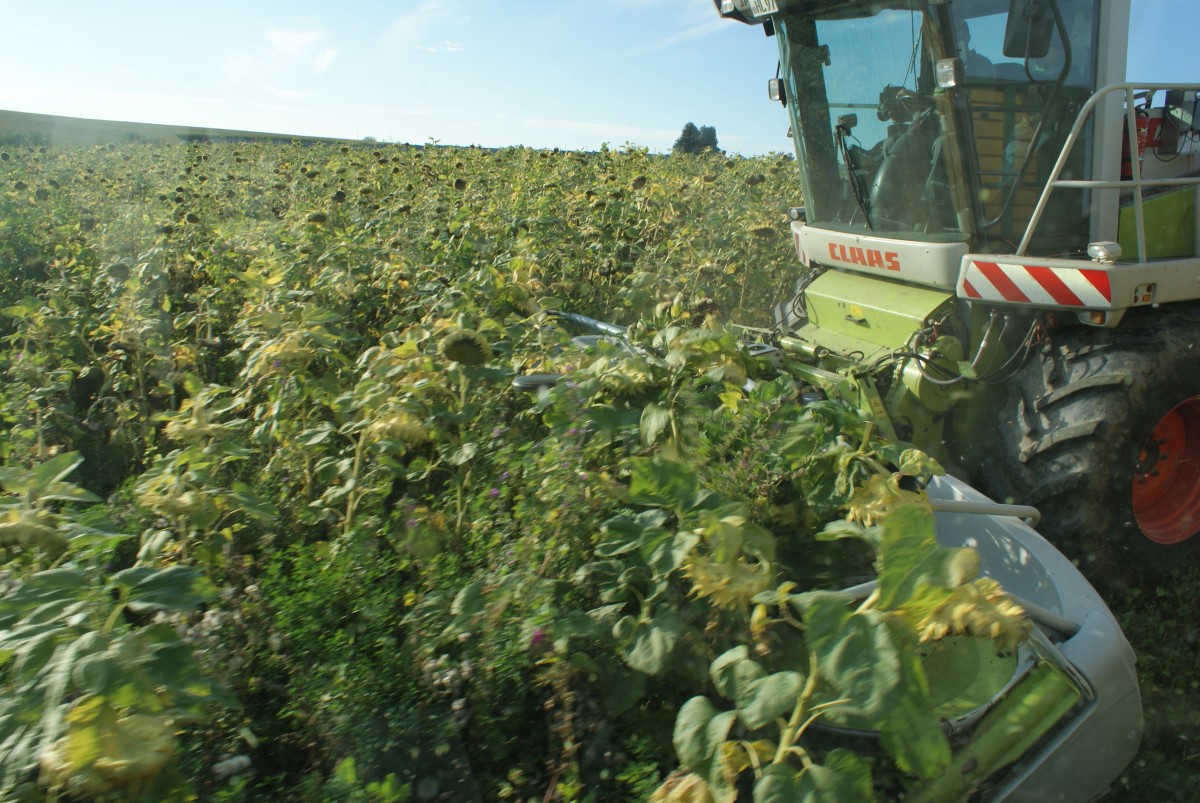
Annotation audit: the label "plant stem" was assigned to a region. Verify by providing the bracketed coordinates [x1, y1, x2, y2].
[343, 430, 368, 537]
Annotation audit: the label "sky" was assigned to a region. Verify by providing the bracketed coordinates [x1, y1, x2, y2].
[0, 0, 1195, 156]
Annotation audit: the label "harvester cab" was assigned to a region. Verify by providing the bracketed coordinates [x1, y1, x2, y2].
[718, 0, 1200, 582]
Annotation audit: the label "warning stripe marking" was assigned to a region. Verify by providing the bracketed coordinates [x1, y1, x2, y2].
[975, 261, 1030, 303]
[1025, 266, 1083, 306]
[963, 261, 1113, 307]
[1082, 269, 1111, 300]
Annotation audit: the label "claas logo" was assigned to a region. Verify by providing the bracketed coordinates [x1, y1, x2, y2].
[828, 242, 901, 271]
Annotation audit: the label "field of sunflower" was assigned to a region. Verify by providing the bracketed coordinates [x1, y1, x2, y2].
[0, 138, 1191, 802]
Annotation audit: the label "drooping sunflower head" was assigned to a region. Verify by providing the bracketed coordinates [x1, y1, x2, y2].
[683, 554, 771, 610]
[438, 328, 492, 366]
[366, 410, 430, 445]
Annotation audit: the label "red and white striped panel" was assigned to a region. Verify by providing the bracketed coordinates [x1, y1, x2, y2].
[961, 260, 1113, 308]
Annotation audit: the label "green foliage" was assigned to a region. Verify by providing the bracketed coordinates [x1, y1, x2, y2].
[0, 138, 1053, 801]
[0, 455, 222, 799]
[674, 123, 720, 155]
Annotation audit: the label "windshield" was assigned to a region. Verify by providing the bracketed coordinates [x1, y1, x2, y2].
[775, 0, 1099, 254]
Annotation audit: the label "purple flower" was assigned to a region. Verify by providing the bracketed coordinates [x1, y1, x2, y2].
[567, 428, 579, 436]
[489, 487, 500, 498]
[406, 518, 419, 529]
[529, 628, 546, 649]
[578, 472, 589, 481]
[500, 471, 510, 481]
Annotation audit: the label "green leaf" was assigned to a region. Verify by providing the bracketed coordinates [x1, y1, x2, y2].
[738, 671, 804, 731]
[449, 441, 479, 466]
[223, 482, 279, 521]
[896, 448, 943, 478]
[111, 566, 215, 612]
[71, 651, 120, 696]
[0, 570, 91, 628]
[450, 580, 484, 617]
[627, 457, 699, 513]
[594, 514, 651, 558]
[754, 764, 801, 802]
[709, 646, 765, 705]
[42, 484, 102, 505]
[816, 519, 880, 549]
[299, 424, 335, 446]
[804, 595, 950, 778]
[795, 749, 874, 802]
[31, 452, 87, 495]
[876, 505, 979, 610]
[673, 696, 736, 778]
[875, 619, 951, 778]
[640, 402, 671, 446]
[623, 609, 684, 675]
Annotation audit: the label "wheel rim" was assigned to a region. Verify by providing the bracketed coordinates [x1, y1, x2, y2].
[1132, 396, 1200, 544]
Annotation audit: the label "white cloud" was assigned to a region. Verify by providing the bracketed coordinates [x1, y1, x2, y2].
[386, 0, 469, 53]
[313, 49, 337, 74]
[415, 40, 464, 54]
[222, 27, 339, 89]
[620, 18, 727, 58]
[265, 28, 325, 59]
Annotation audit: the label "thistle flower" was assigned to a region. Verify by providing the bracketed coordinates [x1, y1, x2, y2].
[438, 328, 492, 366]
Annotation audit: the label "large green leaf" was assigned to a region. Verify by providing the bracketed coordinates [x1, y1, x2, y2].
[627, 457, 700, 513]
[795, 749, 874, 802]
[640, 402, 671, 446]
[0, 452, 83, 497]
[754, 764, 801, 802]
[709, 646, 765, 704]
[802, 593, 951, 778]
[876, 505, 979, 610]
[0, 570, 91, 628]
[110, 566, 215, 612]
[673, 696, 736, 778]
[738, 671, 804, 731]
[623, 609, 684, 675]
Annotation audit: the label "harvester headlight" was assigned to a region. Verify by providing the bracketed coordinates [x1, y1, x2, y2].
[936, 58, 960, 88]
[1086, 241, 1122, 264]
[768, 78, 786, 105]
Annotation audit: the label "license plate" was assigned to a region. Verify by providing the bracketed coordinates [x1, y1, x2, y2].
[748, 0, 779, 15]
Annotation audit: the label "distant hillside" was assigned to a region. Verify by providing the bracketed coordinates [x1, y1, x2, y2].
[0, 108, 365, 147]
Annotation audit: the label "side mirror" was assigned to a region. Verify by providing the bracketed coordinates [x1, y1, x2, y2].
[1003, 0, 1055, 59]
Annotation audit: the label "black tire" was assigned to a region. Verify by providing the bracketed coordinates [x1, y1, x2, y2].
[980, 308, 1200, 590]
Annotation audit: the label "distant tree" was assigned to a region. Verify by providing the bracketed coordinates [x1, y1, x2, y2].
[673, 122, 702, 154]
[673, 122, 720, 155]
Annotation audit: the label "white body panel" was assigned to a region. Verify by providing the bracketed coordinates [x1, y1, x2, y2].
[929, 475, 1142, 803]
[793, 220, 967, 290]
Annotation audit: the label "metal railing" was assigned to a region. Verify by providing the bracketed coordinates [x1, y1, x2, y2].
[1017, 83, 1200, 261]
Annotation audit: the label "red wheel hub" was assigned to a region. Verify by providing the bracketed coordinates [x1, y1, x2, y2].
[1132, 396, 1200, 544]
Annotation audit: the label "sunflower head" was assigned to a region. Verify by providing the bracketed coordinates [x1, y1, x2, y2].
[438, 328, 492, 366]
[366, 411, 430, 445]
[684, 554, 770, 610]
